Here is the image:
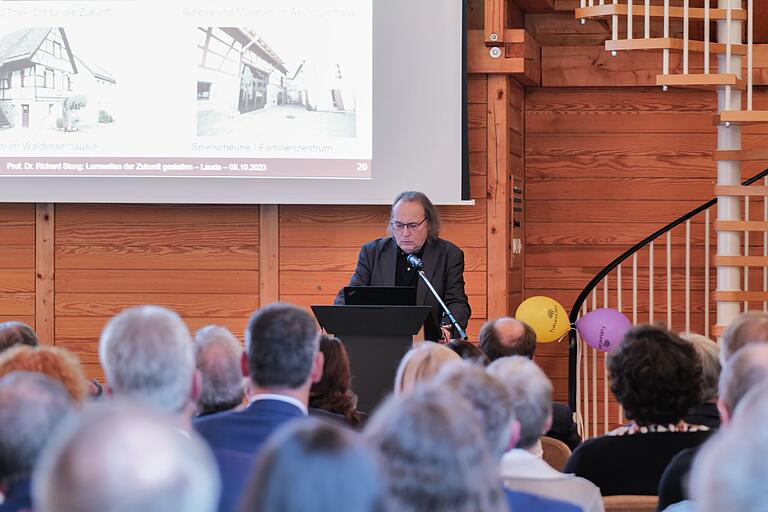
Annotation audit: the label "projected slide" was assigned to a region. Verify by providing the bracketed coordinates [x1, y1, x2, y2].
[0, 0, 373, 179]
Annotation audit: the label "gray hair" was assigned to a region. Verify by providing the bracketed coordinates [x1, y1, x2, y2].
[194, 325, 245, 415]
[0, 321, 38, 353]
[364, 386, 507, 512]
[33, 402, 220, 512]
[99, 306, 194, 413]
[388, 191, 442, 240]
[0, 372, 73, 483]
[691, 383, 768, 512]
[680, 332, 721, 403]
[488, 356, 553, 450]
[721, 312, 768, 363]
[719, 343, 768, 416]
[246, 303, 319, 389]
[434, 361, 514, 459]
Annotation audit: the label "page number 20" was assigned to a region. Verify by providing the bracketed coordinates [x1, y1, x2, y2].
[356, 162, 369, 171]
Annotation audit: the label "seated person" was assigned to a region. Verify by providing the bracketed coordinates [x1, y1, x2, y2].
[446, 340, 490, 366]
[309, 335, 364, 428]
[564, 325, 711, 496]
[680, 332, 721, 429]
[0, 345, 87, 405]
[194, 325, 245, 417]
[479, 316, 580, 449]
[394, 341, 460, 394]
[0, 321, 38, 353]
[240, 419, 386, 512]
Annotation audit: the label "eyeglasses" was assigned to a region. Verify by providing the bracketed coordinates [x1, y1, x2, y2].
[390, 218, 427, 232]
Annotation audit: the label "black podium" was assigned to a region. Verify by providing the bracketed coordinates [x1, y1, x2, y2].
[312, 305, 433, 413]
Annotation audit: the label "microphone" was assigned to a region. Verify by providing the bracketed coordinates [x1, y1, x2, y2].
[406, 253, 424, 271]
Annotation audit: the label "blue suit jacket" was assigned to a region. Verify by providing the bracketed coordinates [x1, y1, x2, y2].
[194, 398, 305, 454]
[0, 479, 31, 512]
[506, 489, 582, 512]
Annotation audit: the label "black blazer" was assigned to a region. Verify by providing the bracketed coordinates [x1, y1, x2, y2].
[335, 237, 471, 340]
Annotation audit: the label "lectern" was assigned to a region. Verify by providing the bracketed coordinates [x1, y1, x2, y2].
[311, 305, 433, 413]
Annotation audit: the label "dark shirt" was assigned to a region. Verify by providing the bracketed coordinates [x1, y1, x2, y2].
[564, 430, 712, 496]
[657, 446, 701, 510]
[395, 246, 422, 288]
[0, 478, 31, 512]
[683, 402, 720, 430]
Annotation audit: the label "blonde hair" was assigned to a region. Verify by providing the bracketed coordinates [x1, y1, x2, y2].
[394, 342, 460, 394]
[0, 345, 87, 404]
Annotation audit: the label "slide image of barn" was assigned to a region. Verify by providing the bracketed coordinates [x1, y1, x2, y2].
[0, 27, 117, 136]
[196, 27, 356, 138]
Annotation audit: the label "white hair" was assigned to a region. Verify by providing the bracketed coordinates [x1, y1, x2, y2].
[487, 356, 552, 450]
[691, 383, 768, 512]
[33, 402, 220, 512]
[99, 306, 194, 413]
[194, 325, 244, 415]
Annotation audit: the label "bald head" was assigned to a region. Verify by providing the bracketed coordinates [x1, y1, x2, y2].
[719, 344, 768, 421]
[479, 317, 536, 362]
[721, 312, 768, 363]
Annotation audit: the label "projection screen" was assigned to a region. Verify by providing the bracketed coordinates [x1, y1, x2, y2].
[0, 0, 467, 204]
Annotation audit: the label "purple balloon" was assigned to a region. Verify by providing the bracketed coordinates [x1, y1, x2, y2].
[575, 308, 632, 353]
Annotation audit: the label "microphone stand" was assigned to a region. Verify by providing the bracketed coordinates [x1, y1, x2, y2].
[415, 269, 468, 341]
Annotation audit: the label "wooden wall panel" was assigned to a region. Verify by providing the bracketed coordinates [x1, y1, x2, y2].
[53, 205, 260, 379]
[0, 205, 35, 330]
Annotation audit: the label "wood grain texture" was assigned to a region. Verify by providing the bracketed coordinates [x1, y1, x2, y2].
[35, 204, 55, 345]
[260, 205, 279, 305]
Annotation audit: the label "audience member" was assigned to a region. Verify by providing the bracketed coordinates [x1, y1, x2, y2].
[33, 403, 220, 512]
[194, 325, 245, 416]
[0, 322, 37, 353]
[658, 343, 768, 509]
[364, 386, 508, 512]
[240, 418, 388, 512]
[564, 325, 711, 496]
[720, 311, 768, 362]
[680, 333, 721, 429]
[309, 335, 363, 428]
[690, 383, 768, 512]
[479, 316, 580, 449]
[393, 341, 459, 394]
[0, 345, 87, 405]
[195, 303, 322, 512]
[488, 357, 603, 512]
[446, 340, 490, 365]
[99, 305, 198, 420]
[0, 373, 73, 512]
[479, 317, 536, 360]
[435, 361, 581, 512]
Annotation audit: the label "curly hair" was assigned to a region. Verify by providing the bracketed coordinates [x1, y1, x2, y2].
[607, 325, 702, 426]
[309, 336, 362, 427]
[0, 345, 87, 405]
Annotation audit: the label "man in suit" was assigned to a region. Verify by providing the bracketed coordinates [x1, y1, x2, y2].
[335, 191, 471, 341]
[195, 303, 323, 512]
[479, 317, 581, 450]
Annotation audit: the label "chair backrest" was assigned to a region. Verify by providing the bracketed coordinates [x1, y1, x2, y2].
[602, 495, 659, 512]
[540, 435, 571, 472]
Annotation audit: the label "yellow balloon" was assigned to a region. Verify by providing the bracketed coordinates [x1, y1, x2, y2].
[515, 296, 570, 343]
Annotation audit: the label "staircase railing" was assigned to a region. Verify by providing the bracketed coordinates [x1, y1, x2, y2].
[568, 167, 768, 439]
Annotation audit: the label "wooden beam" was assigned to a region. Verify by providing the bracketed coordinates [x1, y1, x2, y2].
[756, 1, 768, 44]
[656, 73, 745, 90]
[468, 29, 541, 84]
[35, 204, 54, 345]
[606, 38, 747, 56]
[714, 148, 768, 161]
[714, 185, 768, 197]
[716, 220, 768, 232]
[259, 205, 279, 305]
[484, 0, 506, 44]
[487, 75, 511, 319]
[716, 110, 768, 126]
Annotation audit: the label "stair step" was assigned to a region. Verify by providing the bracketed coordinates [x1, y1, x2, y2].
[606, 38, 746, 55]
[715, 256, 768, 267]
[575, 5, 746, 21]
[715, 148, 768, 161]
[656, 73, 745, 90]
[716, 220, 768, 232]
[716, 111, 768, 126]
[714, 185, 768, 197]
[714, 291, 768, 302]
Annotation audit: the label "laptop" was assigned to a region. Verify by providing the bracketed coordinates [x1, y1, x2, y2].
[343, 286, 417, 306]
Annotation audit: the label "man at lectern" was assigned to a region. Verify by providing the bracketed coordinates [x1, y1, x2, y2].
[334, 191, 470, 341]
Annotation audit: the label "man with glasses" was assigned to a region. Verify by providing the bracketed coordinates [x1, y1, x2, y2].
[334, 191, 470, 341]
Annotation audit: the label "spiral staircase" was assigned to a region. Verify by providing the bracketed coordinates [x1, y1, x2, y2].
[568, 0, 768, 437]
